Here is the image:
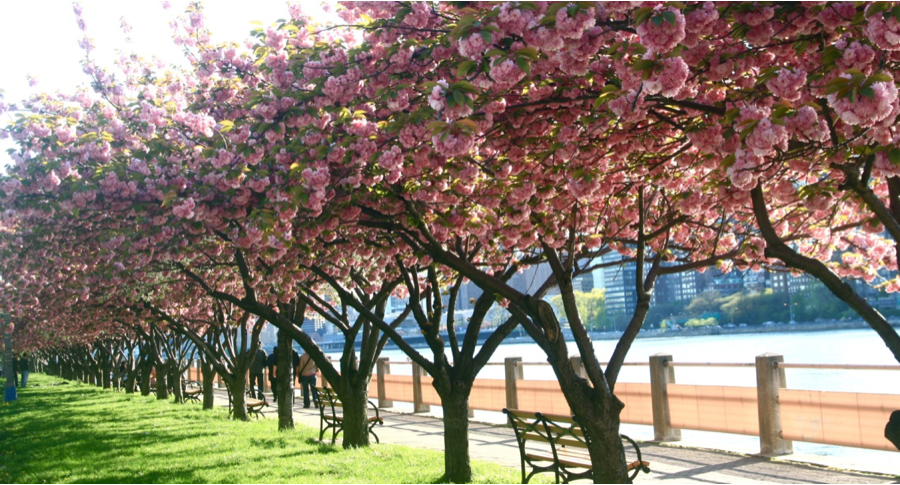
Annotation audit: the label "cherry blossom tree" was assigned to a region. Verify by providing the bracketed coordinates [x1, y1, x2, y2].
[7, 2, 900, 483]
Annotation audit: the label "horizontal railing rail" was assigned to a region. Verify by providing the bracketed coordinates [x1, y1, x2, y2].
[186, 352, 900, 457]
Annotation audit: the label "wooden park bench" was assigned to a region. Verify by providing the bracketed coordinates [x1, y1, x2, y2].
[503, 408, 650, 484]
[227, 388, 269, 419]
[183, 380, 202, 404]
[316, 386, 384, 445]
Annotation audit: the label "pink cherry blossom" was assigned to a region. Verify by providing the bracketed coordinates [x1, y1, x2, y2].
[767, 69, 806, 101]
[431, 132, 473, 158]
[643, 57, 689, 97]
[457, 32, 491, 60]
[635, 7, 685, 54]
[866, 9, 900, 50]
[172, 198, 196, 219]
[827, 78, 899, 127]
[745, 118, 788, 156]
[489, 59, 526, 88]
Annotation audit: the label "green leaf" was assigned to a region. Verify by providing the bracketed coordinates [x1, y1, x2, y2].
[427, 121, 447, 133]
[721, 154, 736, 169]
[738, 119, 759, 139]
[633, 7, 654, 26]
[480, 30, 492, 43]
[821, 46, 842, 66]
[889, 148, 900, 166]
[651, 15, 663, 26]
[893, 5, 900, 23]
[844, 68, 866, 81]
[867, 2, 890, 18]
[219, 120, 235, 133]
[485, 48, 507, 58]
[454, 119, 479, 133]
[539, 12, 557, 26]
[859, 86, 876, 99]
[449, 80, 479, 94]
[662, 11, 677, 26]
[864, 72, 894, 87]
[632, 59, 658, 71]
[515, 47, 540, 60]
[456, 60, 477, 78]
[453, 90, 466, 107]
[823, 77, 851, 95]
[515, 57, 531, 75]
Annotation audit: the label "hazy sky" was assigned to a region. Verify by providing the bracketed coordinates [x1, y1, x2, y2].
[0, 0, 332, 169]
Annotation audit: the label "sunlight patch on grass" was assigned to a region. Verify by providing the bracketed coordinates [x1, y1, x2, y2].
[0, 374, 523, 483]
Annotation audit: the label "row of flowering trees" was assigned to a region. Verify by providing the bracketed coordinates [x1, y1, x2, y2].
[5, 2, 900, 482]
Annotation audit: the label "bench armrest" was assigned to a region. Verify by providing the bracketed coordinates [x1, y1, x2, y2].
[367, 400, 382, 422]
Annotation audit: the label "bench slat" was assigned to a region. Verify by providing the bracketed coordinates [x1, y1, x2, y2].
[504, 407, 650, 482]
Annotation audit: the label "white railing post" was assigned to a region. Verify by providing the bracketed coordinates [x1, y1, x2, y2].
[650, 353, 681, 442]
[412, 361, 430, 413]
[505, 357, 523, 410]
[756, 353, 792, 456]
[377, 357, 392, 408]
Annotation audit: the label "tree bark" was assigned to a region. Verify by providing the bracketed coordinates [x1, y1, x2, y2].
[124, 352, 137, 394]
[200, 359, 216, 410]
[553, 355, 629, 483]
[156, 365, 169, 400]
[226, 376, 250, 421]
[101, 361, 112, 389]
[139, 360, 152, 396]
[170, 362, 184, 404]
[339, 386, 371, 448]
[440, 388, 472, 483]
[276, 330, 295, 430]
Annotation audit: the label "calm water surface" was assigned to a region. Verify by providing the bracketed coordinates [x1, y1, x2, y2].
[372, 328, 900, 474]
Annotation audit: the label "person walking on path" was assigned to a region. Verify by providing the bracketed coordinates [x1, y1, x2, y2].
[249, 342, 267, 400]
[266, 346, 279, 401]
[297, 351, 319, 409]
[19, 353, 30, 388]
[12, 355, 19, 388]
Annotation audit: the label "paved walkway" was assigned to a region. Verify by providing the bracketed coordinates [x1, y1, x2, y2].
[212, 389, 899, 484]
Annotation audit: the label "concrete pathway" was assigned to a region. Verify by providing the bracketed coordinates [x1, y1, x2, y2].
[212, 389, 899, 484]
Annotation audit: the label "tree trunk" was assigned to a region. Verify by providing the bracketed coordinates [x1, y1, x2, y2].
[200, 360, 216, 410]
[440, 388, 472, 483]
[102, 362, 111, 389]
[139, 362, 152, 396]
[111, 357, 121, 391]
[276, 330, 295, 430]
[156, 366, 169, 400]
[554, 359, 628, 483]
[339, 387, 371, 448]
[227, 376, 250, 421]
[124, 354, 137, 394]
[170, 364, 184, 404]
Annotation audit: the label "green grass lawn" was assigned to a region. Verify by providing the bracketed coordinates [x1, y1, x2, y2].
[0, 374, 522, 483]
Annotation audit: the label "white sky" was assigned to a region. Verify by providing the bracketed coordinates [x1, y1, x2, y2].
[0, 0, 333, 170]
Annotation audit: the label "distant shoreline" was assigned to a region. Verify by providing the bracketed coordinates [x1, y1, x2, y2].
[336, 319, 900, 351]
[488, 319, 900, 346]
[589, 319, 900, 341]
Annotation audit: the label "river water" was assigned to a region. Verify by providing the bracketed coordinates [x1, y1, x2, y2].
[372, 328, 900, 474]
